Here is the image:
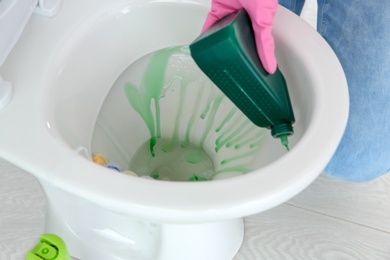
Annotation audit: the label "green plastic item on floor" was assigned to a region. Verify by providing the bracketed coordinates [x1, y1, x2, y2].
[26, 234, 71, 260]
[189, 8, 295, 151]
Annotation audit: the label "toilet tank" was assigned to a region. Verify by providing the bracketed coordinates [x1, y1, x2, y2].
[0, 0, 38, 66]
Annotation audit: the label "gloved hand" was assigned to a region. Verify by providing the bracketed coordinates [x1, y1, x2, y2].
[201, 0, 278, 74]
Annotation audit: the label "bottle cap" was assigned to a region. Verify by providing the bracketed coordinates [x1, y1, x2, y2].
[26, 234, 71, 260]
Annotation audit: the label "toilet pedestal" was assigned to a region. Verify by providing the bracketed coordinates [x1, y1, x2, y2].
[42, 182, 244, 260]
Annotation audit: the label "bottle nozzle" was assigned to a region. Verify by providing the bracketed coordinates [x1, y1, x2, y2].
[280, 134, 290, 151]
[270, 123, 293, 151]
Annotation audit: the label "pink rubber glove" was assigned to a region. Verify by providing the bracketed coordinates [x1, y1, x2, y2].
[201, 0, 278, 74]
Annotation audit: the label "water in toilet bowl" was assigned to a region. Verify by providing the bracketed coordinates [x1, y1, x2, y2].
[91, 46, 267, 181]
[129, 138, 215, 181]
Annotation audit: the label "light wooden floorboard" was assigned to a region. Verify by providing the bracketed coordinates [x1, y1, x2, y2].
[2, 157, 390, 260]
[287, 174, 390, 233]
[0, 159, 46, 260]
[235, 203, 390, 260]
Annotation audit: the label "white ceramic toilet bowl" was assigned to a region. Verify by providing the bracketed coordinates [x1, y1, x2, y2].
[0, 0, 348, 259]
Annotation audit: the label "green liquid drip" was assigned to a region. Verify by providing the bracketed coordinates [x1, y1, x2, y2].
[185, 81, 205, 142]
[188, 175, 208, 182]
[200, 96, 212, 119]
[124, 47, 179, 142]
[173, 81, 187, 140]
[215, 165, 251, 175]
[149, 137, 157, 157]
[215, 118, 248, 152]
[235, 132, 265, 150]
[124, 83, 156, 138]
[221, 150, 257, 165]
[226, 125, 255, 148]
[200, 96, 223, 149]
[216, 109, 236, 133]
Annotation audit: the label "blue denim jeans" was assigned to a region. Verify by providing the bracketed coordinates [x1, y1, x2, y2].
[279, 0, 390, 182]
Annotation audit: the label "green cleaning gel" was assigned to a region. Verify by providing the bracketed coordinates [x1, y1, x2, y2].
[189, 9, 295, 151]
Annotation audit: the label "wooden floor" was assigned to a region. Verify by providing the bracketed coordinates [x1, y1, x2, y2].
[236, 174, 390, 259]
[1, 157, 390, 260]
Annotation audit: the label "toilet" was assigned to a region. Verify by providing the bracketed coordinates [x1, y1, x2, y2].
[0, 0, 348, 259]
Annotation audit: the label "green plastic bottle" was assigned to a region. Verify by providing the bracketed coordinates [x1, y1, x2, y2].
[190, 9, 295, 150]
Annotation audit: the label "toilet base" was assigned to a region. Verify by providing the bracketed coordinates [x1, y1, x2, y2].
[156, 219, 244, 260]
[42, 182, 244, 260]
